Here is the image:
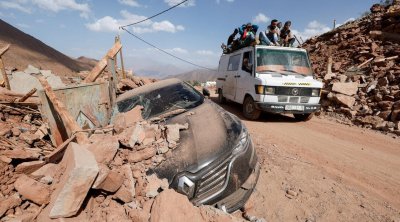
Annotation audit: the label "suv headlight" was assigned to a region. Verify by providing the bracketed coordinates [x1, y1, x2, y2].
[311, 88, 321, 97]
[232, 127, 250, 155]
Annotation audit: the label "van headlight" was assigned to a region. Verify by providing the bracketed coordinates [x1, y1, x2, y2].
[232, 127, 250, 155]
[255, 85, 275, 95]
[311, 89, 320, 97]
[265, 87, 275, 95]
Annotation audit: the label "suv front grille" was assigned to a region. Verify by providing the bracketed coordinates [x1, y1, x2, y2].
[195, 159, 230, 200]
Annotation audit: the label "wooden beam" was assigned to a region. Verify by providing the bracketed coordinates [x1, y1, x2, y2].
[0, 44, 10, 57]
[0, 58, 10, 90]
[116, 36, 126, 79]
[18, 88, 37, 102]
[84, 41, 122, 83]
[44, 134, 76, 163]
[327, 57, 333, 75]
[38, 77, 88, 144]
[357, 57, 374, 68]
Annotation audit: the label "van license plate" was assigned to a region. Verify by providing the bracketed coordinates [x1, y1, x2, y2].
[285, 105, 304, 111]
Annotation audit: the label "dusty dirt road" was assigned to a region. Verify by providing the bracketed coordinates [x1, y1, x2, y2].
[209, 96, 400, 222]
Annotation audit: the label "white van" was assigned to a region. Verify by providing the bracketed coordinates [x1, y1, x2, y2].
[216, 45, 323, 120]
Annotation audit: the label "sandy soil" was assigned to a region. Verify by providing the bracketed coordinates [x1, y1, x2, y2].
[209, 95, 400, 222]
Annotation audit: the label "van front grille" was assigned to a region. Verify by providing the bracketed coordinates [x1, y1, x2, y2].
[278, 96, 288, 103]
[300, 97, 310, 103]
[289, 97, 299, 103]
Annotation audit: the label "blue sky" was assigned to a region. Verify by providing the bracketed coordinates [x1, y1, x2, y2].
[0, 0, 378, 76]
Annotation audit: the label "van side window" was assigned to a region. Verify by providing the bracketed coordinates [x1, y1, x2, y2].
[242, 51, 253, 73]
[227, 54, 241, 71]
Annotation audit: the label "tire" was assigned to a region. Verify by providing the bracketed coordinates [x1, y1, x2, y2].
[294, 113, 314, 121]
[218, 89, 226, 104]
[243, 96, 261, 120]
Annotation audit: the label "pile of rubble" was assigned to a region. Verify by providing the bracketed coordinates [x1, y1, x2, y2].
[0, 61, 244, 221]
[303, 1, 400, 135]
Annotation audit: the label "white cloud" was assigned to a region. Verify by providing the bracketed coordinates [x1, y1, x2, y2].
[31, 0, 90, 18]
[252, 13, 269, 24]
[196, 50, 217, 56]
[152, 20, 181, 33]
[118, 0, 140, 7]
[0, 0, 90, 18]
[86, 16, 120, 32]
[86, 10, 184, 34]
[336, 17, 356, 28]
[164, 0, 195, 7]
[343, 17, 355, 23]
[292, 20, 331, 41]
[0, 1, 32, 13]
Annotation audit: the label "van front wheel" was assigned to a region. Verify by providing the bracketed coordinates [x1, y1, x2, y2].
[243, 96, 261, 120]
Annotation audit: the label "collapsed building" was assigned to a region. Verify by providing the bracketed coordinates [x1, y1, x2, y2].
[303, 1, 400, 135]
[0, 39, 248, 221]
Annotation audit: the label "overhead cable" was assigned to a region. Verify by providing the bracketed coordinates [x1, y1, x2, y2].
[120, 0, 189, 28]
[121, 27, 216, 71]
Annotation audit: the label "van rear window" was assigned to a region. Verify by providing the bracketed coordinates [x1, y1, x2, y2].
[227, 54, 241, 71]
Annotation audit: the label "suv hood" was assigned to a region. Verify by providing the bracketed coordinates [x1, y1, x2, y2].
[152, 100, 242, 181]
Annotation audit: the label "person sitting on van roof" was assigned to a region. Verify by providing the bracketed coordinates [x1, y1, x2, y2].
[280, 21, 295, 47]
[221, 28, 240, 54]
[238, 23, 259, 48]
[227, 28, 239, 46]
[259, 19, 280, 46]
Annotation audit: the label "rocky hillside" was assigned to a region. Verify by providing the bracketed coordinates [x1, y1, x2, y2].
[303, 1, 400, 134]
[0, 19, 93, 76]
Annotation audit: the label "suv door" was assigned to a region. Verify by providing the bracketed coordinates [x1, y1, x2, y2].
[234, 50, 253, 103]
[224, 53, 241, 100]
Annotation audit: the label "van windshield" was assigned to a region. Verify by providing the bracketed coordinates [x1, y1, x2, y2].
[256, 49, 313, 76]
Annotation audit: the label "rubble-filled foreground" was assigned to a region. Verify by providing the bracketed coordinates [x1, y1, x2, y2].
[303, 1, 400, 135]
[0, 103, 245, 221]
[0, 62, 246, 221]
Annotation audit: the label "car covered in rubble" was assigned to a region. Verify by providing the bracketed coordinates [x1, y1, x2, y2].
[112, 78, 259, 212]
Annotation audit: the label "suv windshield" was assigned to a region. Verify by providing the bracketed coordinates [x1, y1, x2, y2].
[256, 48, 313, 76]
[115, 82, 204, 119]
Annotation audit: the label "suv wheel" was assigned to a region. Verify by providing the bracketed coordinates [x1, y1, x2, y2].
[243, 96, 261, 120]
[294, 113, 314, 121]
[218, 89, 226, 104]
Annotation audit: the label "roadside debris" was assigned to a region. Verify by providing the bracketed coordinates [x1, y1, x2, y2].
[0, 42, 242, 221]
[303, 1, 400, 135]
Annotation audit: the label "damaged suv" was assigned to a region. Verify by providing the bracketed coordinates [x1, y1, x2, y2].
[113, 78, 259, 212]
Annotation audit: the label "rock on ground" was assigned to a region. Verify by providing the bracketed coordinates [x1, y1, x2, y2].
[49, 142, 99, 219]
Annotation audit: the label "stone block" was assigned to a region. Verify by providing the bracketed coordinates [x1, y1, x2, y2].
[14, 175, 50, 205]
[49, 142, 99, 219]
[332, 82, 358, 96]
[87, 135, 119, 164]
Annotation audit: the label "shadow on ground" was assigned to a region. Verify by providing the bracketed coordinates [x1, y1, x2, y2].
[208, 96, 298, 123]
